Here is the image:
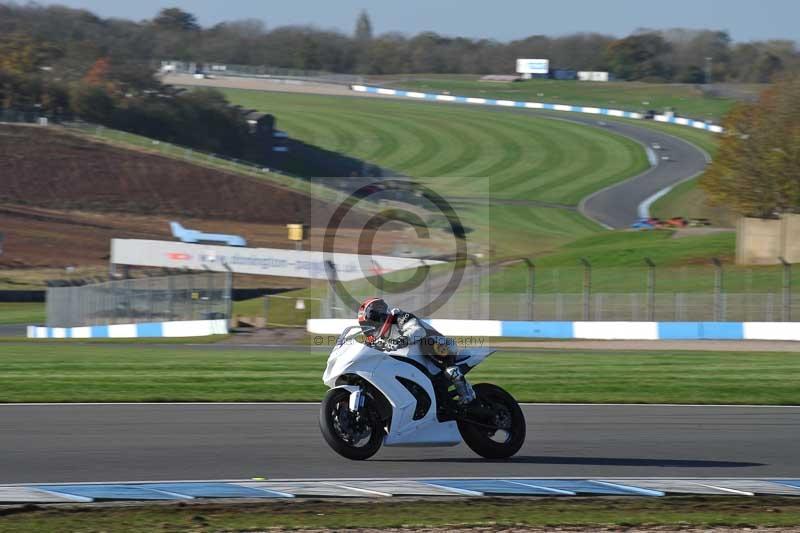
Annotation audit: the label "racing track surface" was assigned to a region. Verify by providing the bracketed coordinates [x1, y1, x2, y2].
[569, 116, 709, 228]
[1, 403, 797, 484]
[167, 74, 711, 228]
[464, 105, 710, 228]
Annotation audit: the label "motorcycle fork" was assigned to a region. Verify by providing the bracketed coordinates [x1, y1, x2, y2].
[348, 389, 365, 413]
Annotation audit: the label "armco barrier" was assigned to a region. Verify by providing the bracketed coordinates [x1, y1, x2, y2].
[351, 85, 724, 133]
[26, 319, 228, 339]
[307, 319, 800, 341]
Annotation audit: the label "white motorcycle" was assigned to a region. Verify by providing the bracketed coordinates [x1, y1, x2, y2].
[320, 326, 526, 460]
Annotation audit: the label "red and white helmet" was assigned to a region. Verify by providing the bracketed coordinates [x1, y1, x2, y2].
[357, 297, 389, 331]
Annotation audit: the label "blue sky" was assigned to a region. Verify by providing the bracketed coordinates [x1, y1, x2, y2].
[35, 0, 798, 42]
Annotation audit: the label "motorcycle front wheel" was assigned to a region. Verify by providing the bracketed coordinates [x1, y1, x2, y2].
[457, 383, 526, 459]
[319, 388, 384, 460]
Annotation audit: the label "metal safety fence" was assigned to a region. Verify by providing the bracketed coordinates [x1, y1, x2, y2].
[321, 289, 799, 323]
[318, 260, 799, 323]
[46, 273, 230, 328]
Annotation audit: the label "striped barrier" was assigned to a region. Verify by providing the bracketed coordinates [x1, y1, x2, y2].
[307, 319, 800, 341]
[350, 84, 724, 133]
[26, 319, 228, 339]
[2, 478, 799, 502]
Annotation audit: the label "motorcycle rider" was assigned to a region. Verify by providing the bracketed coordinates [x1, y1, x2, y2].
[357, 297, 476, 404]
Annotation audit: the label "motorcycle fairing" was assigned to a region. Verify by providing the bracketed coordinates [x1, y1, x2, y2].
[323, 341, 460, 447]
[454, 348, 496, 373]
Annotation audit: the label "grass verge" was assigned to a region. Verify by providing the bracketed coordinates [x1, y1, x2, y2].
[0, 344, 797, 404]
[1, 496, 799, 532]
[0, 303, 44, 325]
[650, 176, 739, 227]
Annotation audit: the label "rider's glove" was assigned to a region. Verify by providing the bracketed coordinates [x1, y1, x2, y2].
[385, 337, 408, 352]
[372, 338, 387, 350]
[390, 307, 401, 316]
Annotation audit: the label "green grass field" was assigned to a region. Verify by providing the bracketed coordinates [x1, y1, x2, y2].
[386, 78, 749, 121]
[650, 177, 738, 226]
[1, 344, 797, 404]
[4, 496, 800, 532]
[378, 77, 735, 226]
[0, 303, 44, 325]
[220, 89, 649, 205]
[217, 89, 653, 256]
[486, 230, 800, 294]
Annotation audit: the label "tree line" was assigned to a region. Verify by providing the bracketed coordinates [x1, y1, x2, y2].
[0, 27, 251, 158]
[0, 3, 797, 83]
[701, 75, 800, 218]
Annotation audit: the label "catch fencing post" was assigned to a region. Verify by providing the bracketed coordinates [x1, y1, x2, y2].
[466, 256, 480, 320]
[645, 257, 656, 321]
[205, 268, 214, 319]
[324, 260, 337, 318]
[167, 272, 175, 320]
[523, 259, 535, 320]
[147, 274, 155, 322]
[780, 257, 792, 322]
[712, 258, 724, 321]
[580, 258, 591, 321]
[126, 277, 134, 324]
[222, 260, 234, 326]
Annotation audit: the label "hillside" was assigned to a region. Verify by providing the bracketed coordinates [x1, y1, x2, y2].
[0, 125, 318, 223]
[0, 124, 397, 286]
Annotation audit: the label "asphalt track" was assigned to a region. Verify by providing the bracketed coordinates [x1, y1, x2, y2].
[466, 104, 710, 228]
[574, 117, 709, 228]
[1, 403, 797, 484]
[0, 325, 25, 337]
[168, 74, 711, 228]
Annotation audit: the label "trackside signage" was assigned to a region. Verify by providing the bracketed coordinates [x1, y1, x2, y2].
[516, 58, 549, 74]
[110, 239, 441, 280]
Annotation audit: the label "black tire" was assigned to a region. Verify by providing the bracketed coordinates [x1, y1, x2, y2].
[457, 383, 526, 459]
[319, 388, 384, 460]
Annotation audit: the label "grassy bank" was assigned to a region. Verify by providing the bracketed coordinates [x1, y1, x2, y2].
[485, 230, 800, 293]
[221, 89, 649, 205]
[1, 344, 797, 404]
[217, 88, 650, 256]
[2, 496, 799, 532]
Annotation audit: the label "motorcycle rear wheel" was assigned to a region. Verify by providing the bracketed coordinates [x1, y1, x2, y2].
[319, 388, 384, 460]
[457, 383, 526, 459]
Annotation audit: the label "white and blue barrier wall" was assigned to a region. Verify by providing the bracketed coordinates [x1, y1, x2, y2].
[307, 319, 800, 341]
[27, 319, 228, 339]
[350, 85, 724, 133]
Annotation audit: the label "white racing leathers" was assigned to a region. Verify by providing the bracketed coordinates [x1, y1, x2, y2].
[391, 312, 474, 403]
[394, 311, 457, 360]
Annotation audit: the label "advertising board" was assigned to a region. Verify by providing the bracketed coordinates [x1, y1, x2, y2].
[110, 239, 441, 281]
[516, 58, 550, 74]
